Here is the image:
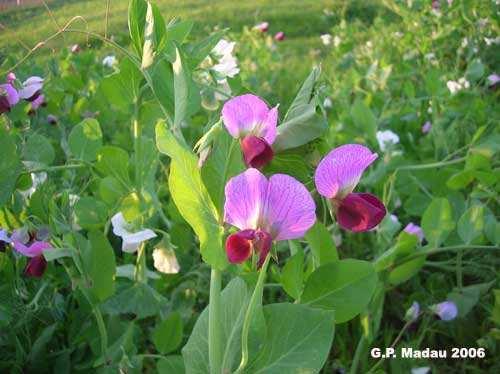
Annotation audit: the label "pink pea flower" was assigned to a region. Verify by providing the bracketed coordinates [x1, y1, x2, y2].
[13, 239, 51, 278]
[0, 83, 20, 114]
[254, 22, 269, 32]
[222, 94, 278, 168]
[422, 121, 432, 134]
[224, 168, 316, 266]
[431, 301, 458, 321]
[71, 44, 81, 53]
[19, 76, 44, 102]
[314, 144, 386, 232]
[404, 222, 424, 242]
[274, 31, 285, 41]
[6, 72, 16, 83]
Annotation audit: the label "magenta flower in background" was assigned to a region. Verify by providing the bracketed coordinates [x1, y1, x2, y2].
[422, 121, 432, 134]
[274, 31, 285, 41]
[6, 72, 16, 84]
[13, 238, 51, 278]
[0, 83, 20, 114]
[19, 76, 44, 102]
[314, 144, 386, 232]
[254, 22, 269, 32]
[404, 222, 424, 242]
[222, 94, 278, 168]
[431, 301, 458, 321]
[224, 168, 316, 266]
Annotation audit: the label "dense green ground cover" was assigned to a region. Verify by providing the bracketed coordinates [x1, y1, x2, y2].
[0, 0, 499, 373]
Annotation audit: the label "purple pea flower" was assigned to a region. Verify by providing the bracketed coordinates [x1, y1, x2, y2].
[274, 31, 285, 41]
[30, 94, 46, 111]
[0, 83, 20, 114]
[432, 301, 458, 321]
[404, 222, 424, 243]
[224, 168, 316, 266]
[19, 76, 44, 102]
[314, 144, 386, 232]
[254, 22, 269, 33]
[0, 229, 11, 252]
[222, 94, 278, 168]
[487, 73, 499, 88]
[422, 121, 432, 134]
[12, 227, 51, 277]
[47, 114, 58, 125]
[6, 72, 16, 84]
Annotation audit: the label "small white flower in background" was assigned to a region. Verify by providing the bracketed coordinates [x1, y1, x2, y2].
[68, 194, 80, 207]
[212, 39, 235, 58]
[152, 247, 180, 274]
[365, 40, 373, 48]
[447, 77, 469, 94]
[458, 77, 470, 88]
[389, 214, 400, 225]
[411, 367, 431, 374]
[333, 35, 342, 47]
[376, 130, 400, 152]
[212, 55, 239, 78]
[461, 38, 468, 48]
[484, 37, 500, 46]
[19, 169, 47, 199]
[393, 31, 403, 38]
[102, 55, 117, 68]
[320, 34, 332, 46]
[323, 97, 333, 109]
[111, 212, 156, 253]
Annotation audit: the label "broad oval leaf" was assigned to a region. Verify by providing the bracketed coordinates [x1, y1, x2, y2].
[68, 118, 103, 162]
[421, 198, 455, 247]
[0, 129, 22, 206]
[301, 259, 377, 323]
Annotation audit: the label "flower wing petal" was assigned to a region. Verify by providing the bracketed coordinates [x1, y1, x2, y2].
[222, 94, 272, 139]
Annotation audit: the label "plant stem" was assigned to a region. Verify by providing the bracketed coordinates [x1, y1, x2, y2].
[135, 242, 147, 283]
[235, 255, 271, 373]
[209, 268, 223, 374]
[349, 336, 367, 374]
[26, 163, 87, 174]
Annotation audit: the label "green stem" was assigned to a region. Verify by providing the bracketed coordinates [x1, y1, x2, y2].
[349, 336, 367, 374]
[26, 163, 88, 174]
[235, 255, 271, 373]
[209, 268, 223, 374]
[395, 157, 466, 171]
[456, 249, 463, 289]
[135, 242, 147, 283]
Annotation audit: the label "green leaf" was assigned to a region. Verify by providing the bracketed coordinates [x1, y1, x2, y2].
[86, 231, 116, 301]
[128, 0, 148, 56]
[182, 277, 252, 373]
[28, 323, 58, 364]
[99, 176, 127, 206]
[0, 129, 22, 206]
[187, 30, 224, 66]
[202, 128, 245, 214]
[301, 259, 377, 323]
[152, 312, 183, 354]
[388, 256, 425, 285]
[447, 282, 493, 318]
[305, 222, 339, 266]
[157, 355, 185, 374]
[446, 170, 475, 190]
[274, 67, 327, 151]
[102, 283, 167, 319]
[95, 146, 131, 186]
[156, 121, 226, 269]
[74, 197, 108, 230]
[265, 152, 311, 184]
[457, 204, 485, 244]
[421, 198, 455, 247]
[173, 46, 189, 129]
[24, 134, 55, 165]
[68, 118, 103, 162]
[281, 250, 304, 300]
[247, 303, 334, 373]
[100, 58, 141, 111]
[164, 20, 194, 60]
[465, 59, 485, 82]
[351, 99, 377, 142]
[374, 232, 419, 272]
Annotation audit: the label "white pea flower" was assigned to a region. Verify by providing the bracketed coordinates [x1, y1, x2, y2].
[376, 130, 400, 152]
[333, 35, 342, 47]
[152, 247, 180, 274]
[323, 97, 333, 109]
[212, 39, 235, 58]
[320, 34, 332, 46]
[111, 212, 156, 253]
[212, 55, 239, 78]
[102, 55, 117, 68]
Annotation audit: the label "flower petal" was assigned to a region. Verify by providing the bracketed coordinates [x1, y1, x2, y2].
[314, 144, 378, 199]
[336, 193, 386, 232]
[240, 135, 274, 168]
[263, 174, 316, 240]
[0, 83, 19, 106]
[19, 76, 43, 100]
[225, 229, 255, 263]
[121, 229, 157, 253]
[222, 94, 275, 140]
[152, 247, 180, 274]
[111, 212, 131, 238]
[24, 255, 47, 277]
[224, 168, 268, 231]
[14, 240, 51, 258]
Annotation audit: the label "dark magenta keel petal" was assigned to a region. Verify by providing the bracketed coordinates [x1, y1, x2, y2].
[254, 230, 272, 267]
[240, 135, 274, 169]
[337, 193, 386, 232]
[24, 255, 47, 278]
[225, 229, 255, 264]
